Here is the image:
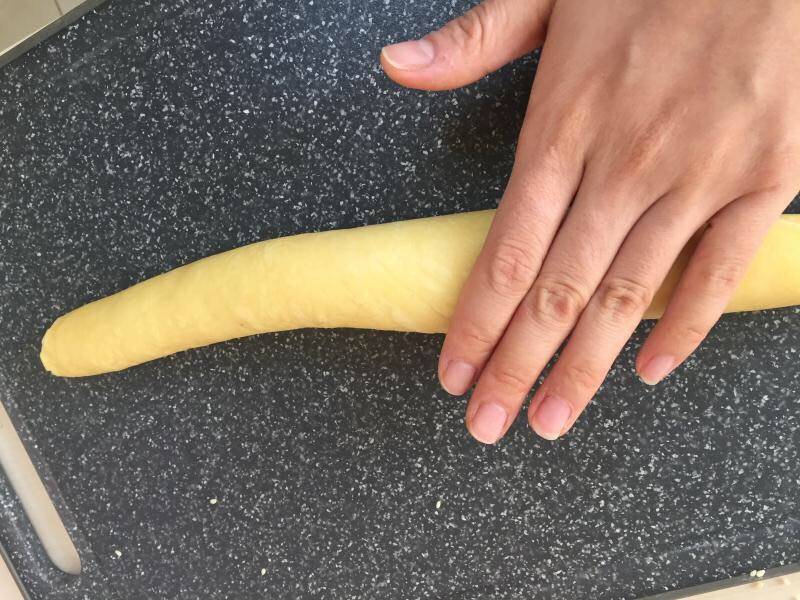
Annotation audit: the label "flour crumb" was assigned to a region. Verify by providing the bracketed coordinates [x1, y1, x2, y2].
[114, 550, 122, 558]
[209, 498, 218, 505]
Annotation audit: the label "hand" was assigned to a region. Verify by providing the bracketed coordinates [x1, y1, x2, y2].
[381, 0, 800, 443]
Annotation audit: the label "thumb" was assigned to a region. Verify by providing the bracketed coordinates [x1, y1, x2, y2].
[380, 0, 555, 91]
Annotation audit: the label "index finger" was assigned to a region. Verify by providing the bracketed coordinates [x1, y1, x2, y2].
[438, 122, 584, 396]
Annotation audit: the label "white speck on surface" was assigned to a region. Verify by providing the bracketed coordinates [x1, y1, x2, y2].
[260, 568, 266, 576]
[755, 569, 766, 578]
[209, 498, 218, 505]
[114, 550, 122, 558]
[435, 499, 442, 510]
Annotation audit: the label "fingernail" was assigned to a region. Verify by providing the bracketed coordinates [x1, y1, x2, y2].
[531, 395, 571, 440]
[469, 403, 508, 444]
[441, 360, 475, 395]
[639, 355, 675, 386]
[381, 39, 435, 70]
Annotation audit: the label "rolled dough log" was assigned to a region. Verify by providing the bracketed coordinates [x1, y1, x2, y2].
[41, 211, 800, 377]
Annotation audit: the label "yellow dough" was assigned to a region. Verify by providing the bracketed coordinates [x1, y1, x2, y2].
[41, 211, 800, 377]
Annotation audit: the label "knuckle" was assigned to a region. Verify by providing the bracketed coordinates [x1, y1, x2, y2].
[448, 2, 493, 53]
[608, 145, 658, 184]
[562, 362, 603, 393]
[672, 322, 708, 348]
[696, 258, 745, 293]
[542, 103, 588, 154]
[556, 103, 590, 142]
[486, 239, 538, 297]
[597, 276, 653, 321]
[527, 277, 587, 326]
[609, 108, 678, 180]
[660, 185, 703, 218]
[456, 323, 496, 350]
[750, 146, 797, 192]
[487, 364, 531, 393]
[521, 101, 590, 168]
[640, 103, 680, 146]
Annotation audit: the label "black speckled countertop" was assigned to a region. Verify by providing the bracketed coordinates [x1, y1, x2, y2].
[1, 2, 798, 599]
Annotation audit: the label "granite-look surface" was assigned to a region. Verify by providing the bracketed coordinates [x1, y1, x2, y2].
[0, 1, 799, 599]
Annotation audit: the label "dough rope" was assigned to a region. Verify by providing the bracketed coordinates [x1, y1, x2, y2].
[41, 211, 800, 377]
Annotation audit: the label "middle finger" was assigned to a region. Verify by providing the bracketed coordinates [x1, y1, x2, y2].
[465, 166, 662, 443]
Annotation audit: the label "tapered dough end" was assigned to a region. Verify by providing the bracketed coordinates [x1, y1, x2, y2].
[41, 316, 93, 378]
[40, 318, 61, 376]
[41, 311, 111, 378]
[39, 210, 494, 377]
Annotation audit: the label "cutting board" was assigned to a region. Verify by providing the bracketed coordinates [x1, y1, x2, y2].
[0, 1, 798, 598]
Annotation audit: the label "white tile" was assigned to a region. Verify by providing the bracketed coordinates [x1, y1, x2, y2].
[0, 0, 61, 55]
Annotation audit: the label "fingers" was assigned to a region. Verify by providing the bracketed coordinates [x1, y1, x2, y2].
[463, 168, 659, 443]
[636, 193, 784, 385]
[438, 116, 585, 404]
[526, 196, 703, 439]
[380, 0, 555, 91]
